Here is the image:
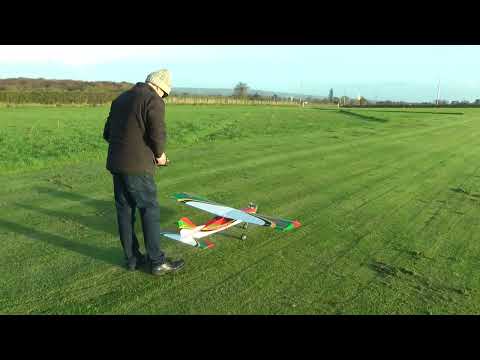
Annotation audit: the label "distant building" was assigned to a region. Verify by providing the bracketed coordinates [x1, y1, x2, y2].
[357, 96, 367, 106]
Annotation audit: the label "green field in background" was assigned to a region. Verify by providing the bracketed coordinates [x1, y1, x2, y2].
[1, 105, 479, 314]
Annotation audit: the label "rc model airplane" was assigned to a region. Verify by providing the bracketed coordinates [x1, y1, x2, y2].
[160, 193, 302, 249]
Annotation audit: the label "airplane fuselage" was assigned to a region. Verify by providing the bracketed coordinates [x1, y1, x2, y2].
[189, 219, 243, 240]
[162, 204, 261, 249]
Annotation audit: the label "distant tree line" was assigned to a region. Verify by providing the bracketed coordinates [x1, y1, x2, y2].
[0, 78, 131, 105]
[344, 101, 480, 108]
[328, 87, 480, 107]
[1, 79, 479, 107]
[0, 78, 132, 92]
[0, 90, 122, 105]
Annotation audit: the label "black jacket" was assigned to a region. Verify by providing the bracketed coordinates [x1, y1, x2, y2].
[103, 82, 166, 175]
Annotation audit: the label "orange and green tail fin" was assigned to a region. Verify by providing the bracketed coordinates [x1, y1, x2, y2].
[178, 217, 197, 230]
[197, 239, 215, 249]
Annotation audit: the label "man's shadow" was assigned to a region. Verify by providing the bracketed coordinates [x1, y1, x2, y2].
[2, 186, 178, 267]
[0, 218, 122, 267]
[30, 186, 177, 235]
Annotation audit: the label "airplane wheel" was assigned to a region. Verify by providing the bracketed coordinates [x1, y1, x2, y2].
[242, 223, 248, 230]
[241, 234, 247, 241]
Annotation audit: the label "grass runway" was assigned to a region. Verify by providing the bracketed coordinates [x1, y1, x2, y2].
[1, 105, 479, 314]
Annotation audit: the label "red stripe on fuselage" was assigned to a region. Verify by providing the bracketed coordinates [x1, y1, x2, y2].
[201, 207, 257, 231]
[202, 216, 235, 231]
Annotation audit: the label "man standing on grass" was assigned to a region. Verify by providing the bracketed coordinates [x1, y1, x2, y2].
[103, 69, 184, 276]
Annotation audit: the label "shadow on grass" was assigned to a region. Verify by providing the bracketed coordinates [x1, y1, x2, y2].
[16, 202, 119, 236]
[0, 218, 122, 267]
[354, 109, 464, 115]
[32, 186, 177, 234]
[216, 231, 244, 241]
[339, 109, 388, 123]
[450, 187, 480, 200]
[312, 108, 340, 111]
[7, 187, 179, 266]
[451, 187, 469, 195]
[35, 186, 113, 212]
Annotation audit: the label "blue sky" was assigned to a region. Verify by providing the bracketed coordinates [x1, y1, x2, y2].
[0, 45, 479, 102]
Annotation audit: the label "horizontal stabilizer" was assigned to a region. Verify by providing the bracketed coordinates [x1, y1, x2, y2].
[161, 230, 214, 250]
[161, 230, 197, 247]
[160, 232, 181, 241]
[198, 239, 215, 249]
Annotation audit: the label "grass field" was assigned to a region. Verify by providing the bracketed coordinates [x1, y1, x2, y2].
[1, 104, 480, 314]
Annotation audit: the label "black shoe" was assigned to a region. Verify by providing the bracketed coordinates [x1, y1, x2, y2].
[127, 254, 147, 271]
[151, 259, 185, 276]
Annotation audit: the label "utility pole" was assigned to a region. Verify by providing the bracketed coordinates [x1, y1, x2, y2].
[436, 80, 441, 106]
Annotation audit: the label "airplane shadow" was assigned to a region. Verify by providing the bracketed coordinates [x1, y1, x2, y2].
[215, 225, 247, 241]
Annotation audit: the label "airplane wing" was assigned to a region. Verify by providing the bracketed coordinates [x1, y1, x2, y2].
[174, 193, 301, 230]
[251, 213, 302, 232]
[174, 193, 265, 226]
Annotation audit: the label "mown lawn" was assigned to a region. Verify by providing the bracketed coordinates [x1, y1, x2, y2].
[1, 105, 479, 314]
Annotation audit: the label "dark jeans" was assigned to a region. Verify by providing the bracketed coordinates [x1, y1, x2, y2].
[112, 173, 165, 266]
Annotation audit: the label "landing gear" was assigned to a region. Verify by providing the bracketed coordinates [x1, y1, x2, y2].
[239, 202, 257, 241]
[238, 224, 248, 240]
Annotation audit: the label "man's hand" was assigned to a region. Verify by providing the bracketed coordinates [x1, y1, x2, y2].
[155, 153, 169, 166]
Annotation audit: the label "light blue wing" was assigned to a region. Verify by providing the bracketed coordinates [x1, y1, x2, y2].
[185, 201, 266, 226]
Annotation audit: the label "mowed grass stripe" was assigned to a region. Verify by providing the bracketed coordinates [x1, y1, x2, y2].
[2, 112, 476, 312]
[158, 120, 480, 312]
[173, 136, 480, 314]
[100, 123, 480, 312]
[2, 109, 468, 224]
[268, 133, 480, 314]
[0, 105, 471, 194]
[2, 106, 480, 314]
